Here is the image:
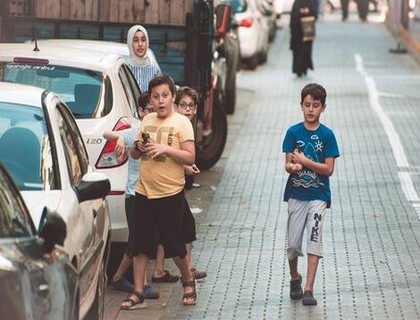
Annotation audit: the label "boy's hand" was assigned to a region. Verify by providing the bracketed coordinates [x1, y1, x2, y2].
[114, 136, 126, 157]
[185, 164, 200, 176]
[145, 142, 168, 158]
[291, 149, 306, 165]
[287, 162, 303, 173]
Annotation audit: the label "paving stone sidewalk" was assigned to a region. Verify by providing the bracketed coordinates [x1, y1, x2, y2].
[106, 10, 420, 320]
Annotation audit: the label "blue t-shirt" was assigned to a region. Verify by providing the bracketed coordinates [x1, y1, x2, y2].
[282, 122, 340, 208]
[120, 125, 140, 196]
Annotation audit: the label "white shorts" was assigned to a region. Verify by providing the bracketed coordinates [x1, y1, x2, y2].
[287, 198, 327, 260]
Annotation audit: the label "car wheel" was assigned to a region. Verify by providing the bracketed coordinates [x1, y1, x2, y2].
[195, 82, 228, 170]
[225, 82, 236, 115]
[259, 49, 268, 64]
[247, 54, 259, 70]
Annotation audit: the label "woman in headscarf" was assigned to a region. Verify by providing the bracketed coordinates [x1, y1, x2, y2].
[290, 0, 316, 77]
[127, 25, 162, 92]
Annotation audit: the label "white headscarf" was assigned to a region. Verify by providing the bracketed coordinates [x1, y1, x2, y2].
[127, 25, 151, 67]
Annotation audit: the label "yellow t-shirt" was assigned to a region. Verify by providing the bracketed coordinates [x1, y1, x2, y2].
[136, 112, 194, 199]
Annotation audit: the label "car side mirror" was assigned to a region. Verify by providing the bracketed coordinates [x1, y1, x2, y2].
[75, 172, 110, 203]
[38, 207, 67, 253]
[215, 4, 232, 37]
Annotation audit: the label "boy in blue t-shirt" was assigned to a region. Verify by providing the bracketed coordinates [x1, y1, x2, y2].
[282, 83, 340, 306]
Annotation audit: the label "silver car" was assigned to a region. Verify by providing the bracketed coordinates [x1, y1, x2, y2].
[0, 160, 77, 320]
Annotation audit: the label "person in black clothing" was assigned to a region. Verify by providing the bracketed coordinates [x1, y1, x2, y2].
[340, 0, 349, 20]
[356, 0, 369, 21]
[290, 0, 317, 78]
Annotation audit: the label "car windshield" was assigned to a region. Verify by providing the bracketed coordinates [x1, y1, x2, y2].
[230, 0, 247, 13]
[0, 102, 54, 191]
[1, 62, 102, 119]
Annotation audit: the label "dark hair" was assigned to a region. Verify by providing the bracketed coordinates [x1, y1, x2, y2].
[138, 92, 149, 109]
[148, 74, 176, 97]
[175, 86, 199, 105]
[301, 83, 327, 105]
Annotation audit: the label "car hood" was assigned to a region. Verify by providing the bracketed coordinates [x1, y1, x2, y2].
[20, 191, 62, 230]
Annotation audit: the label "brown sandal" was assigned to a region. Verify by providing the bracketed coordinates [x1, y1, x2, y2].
[182, 278, 197, 306]
[120, 290, 147, 310]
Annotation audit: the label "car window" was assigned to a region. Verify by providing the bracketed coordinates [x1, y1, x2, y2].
[0, 169, 34, 238]
[55, 105, 89, 184]
[119, 64, 141, 119]
[0, 102, 53, 191]
[102, 75, 113, 117]
[230, 0, 247, 13]
[0, 62, 103, 119]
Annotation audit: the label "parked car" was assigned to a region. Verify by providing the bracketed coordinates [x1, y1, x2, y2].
[0, 161, 78, 320]
[0, 42, 141, 245]
[28, 38, 159, 66]
[255, 0, 277, 42]
[214, 0, 242, 114]
[0, 82, 111, 319]
[231, 0, 270, 69]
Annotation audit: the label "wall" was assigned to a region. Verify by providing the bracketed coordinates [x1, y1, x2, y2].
[17, 0, 193, 25]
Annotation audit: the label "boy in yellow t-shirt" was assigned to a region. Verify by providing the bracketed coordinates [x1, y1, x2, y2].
[120, 75, 197, 310]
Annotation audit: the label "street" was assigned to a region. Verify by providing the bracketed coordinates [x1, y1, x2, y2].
[105, 10, 420, 320]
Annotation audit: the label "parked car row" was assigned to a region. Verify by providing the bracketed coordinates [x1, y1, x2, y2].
[0, 82, 111, 319]
[229, 0, 276, 69]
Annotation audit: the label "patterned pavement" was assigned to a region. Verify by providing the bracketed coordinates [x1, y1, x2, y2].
[105, 9, 420, 320]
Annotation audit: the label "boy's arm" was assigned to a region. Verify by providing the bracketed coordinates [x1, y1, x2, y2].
[285, 152, 303, 173]
[103, 131, 126, 160]
[292, 150, 336, 176]
[103, 130, 119, 141]
[185, 164, 200, 176]
[130, 140, 143, 160]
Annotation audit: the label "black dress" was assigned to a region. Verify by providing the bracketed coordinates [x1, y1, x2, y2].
[290, 0, 316, 77]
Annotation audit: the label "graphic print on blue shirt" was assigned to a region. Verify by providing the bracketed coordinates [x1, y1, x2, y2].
[282, 122, 340, 207]
[292, 135, 324, 189]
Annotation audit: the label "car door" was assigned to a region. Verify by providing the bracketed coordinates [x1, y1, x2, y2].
[52, 102, 109, 312]
[118, 62, 142, 121]
[0, 162, 78, 320]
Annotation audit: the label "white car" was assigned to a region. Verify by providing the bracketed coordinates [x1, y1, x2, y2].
[0, 82, 111, 319]
[31, 38, 159, 65]
[231, 0, 270, 69]
[0, 42, 142, 243]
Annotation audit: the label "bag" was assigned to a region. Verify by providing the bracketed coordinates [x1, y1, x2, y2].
[301, 16, 316, 42]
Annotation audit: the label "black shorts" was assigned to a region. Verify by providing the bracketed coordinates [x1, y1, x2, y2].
[131, 191, 187, 259]
[124, 195, 136, 257]
[182, 196, 196, 243]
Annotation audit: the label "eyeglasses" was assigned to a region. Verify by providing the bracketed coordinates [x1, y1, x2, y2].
[140, 106, 154, 113]
[178, 102, 196, 110]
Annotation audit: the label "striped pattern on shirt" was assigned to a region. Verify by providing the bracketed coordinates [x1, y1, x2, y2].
[128, 64, 162, 93]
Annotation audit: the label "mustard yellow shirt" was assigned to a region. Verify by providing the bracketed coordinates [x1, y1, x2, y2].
[136, 112, 194, 199]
